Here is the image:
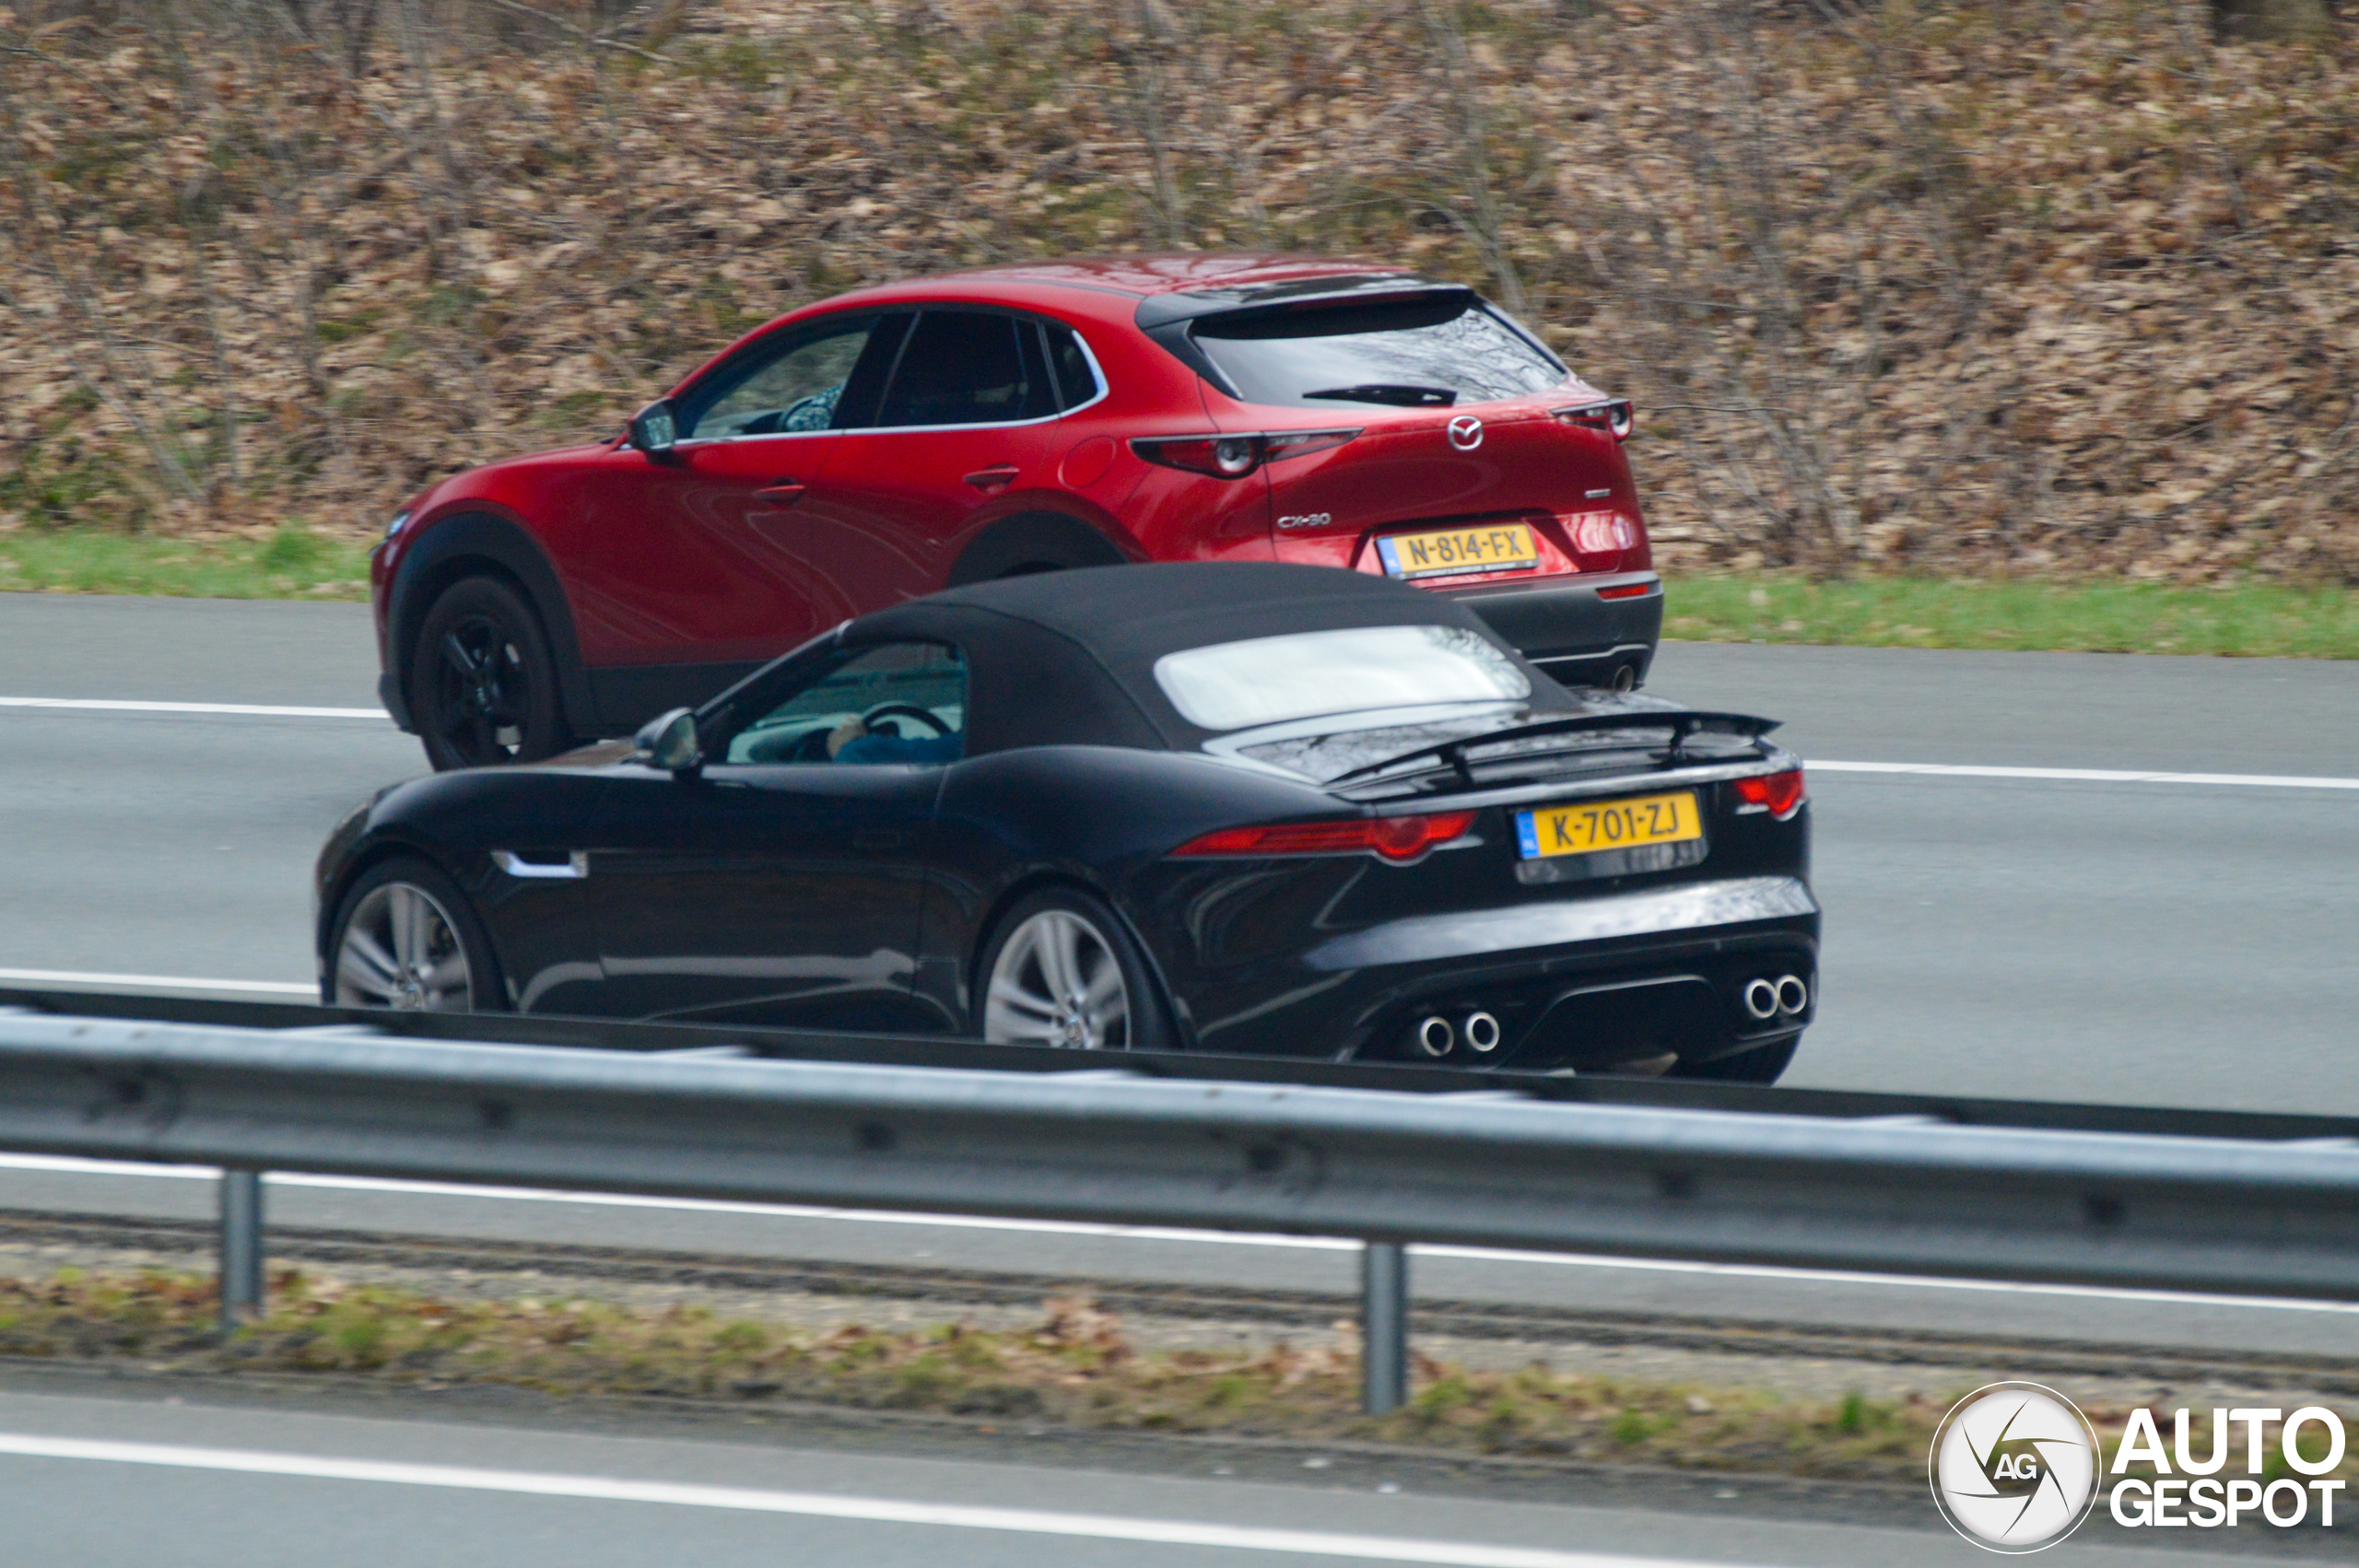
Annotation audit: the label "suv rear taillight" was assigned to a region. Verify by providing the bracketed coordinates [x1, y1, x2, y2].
[1132, 428, 1360, 480]
[1552, 399, 1636, 441]
[1171, 810, 1477, 863]
[1731, 769, 1806, 820]
[1568, 514, 1639, 554]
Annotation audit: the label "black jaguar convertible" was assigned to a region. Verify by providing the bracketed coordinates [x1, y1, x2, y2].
[316, 563, 1818, 1080]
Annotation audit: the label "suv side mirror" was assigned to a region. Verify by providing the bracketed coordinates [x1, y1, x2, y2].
[627, 399, 678, 458]
[633, 707, 701, 772]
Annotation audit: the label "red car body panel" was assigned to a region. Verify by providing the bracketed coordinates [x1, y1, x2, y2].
[372, 254, 1661, 743]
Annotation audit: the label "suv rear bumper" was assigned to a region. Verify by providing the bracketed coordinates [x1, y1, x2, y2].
[1430, 570, 1663, 689]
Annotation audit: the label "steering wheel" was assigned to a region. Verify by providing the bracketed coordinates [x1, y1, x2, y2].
[860, 702, 950, 737]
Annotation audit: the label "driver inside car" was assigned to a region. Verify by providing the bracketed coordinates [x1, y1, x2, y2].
[826, 714, 961, 765]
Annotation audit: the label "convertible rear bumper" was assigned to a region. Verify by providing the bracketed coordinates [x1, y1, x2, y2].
[1176, 875, 1818, 1071]
[1302, 875, 1816, 971]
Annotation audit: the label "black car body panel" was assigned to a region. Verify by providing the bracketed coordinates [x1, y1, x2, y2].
[318, 563, 1815, 1071]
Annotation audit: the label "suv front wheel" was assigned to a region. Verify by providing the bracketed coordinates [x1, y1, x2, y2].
[410, 576, 571, 770]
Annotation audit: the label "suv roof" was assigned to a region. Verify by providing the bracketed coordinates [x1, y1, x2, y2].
[855, 252, 1428, 301]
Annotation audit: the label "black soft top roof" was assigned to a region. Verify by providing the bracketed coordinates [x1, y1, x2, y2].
[848, 563, 1561, 754]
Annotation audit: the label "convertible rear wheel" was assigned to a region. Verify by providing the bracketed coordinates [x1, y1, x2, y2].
[327, 859, 499, 1012]
[979, 889, 1169, 1051]
[411, 576, 570, 771]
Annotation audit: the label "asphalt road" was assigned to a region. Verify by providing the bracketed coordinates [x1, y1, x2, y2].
[3, 590, 2356, 1354]
[1, 592, 2353, 1562]
[0, 1378, 2291, 1568]
[3, 591, 2353, 1113]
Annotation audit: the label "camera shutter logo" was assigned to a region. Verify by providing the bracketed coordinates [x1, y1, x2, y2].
[1931, 1382, 2103, 1552]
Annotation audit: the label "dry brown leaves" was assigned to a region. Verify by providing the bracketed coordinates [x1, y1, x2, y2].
[1, 0, 2354, 581]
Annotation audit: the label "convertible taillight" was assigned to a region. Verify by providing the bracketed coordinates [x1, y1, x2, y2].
[1731, 768, 1806, 820]
[1170, 810, 1478, 863]
[1132, 428, 1359, 480]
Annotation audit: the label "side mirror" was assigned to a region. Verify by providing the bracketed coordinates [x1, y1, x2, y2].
[633, 707, 701, 773]
[627, 398, 678, 459]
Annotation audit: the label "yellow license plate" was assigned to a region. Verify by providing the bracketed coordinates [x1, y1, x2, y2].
[1375, 521, 1539, 580]
[1517, 791, 1701, 860]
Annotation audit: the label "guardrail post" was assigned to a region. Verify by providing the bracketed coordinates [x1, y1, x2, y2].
[1360, 1240, 1408, 1414]
[218, 1168, 264, 1331]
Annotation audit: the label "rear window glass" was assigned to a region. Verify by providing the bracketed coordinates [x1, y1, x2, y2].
[1191, 298, 1566, 409]
[1153, 625, 1530, 731]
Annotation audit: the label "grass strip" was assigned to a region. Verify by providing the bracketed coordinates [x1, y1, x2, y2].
[1664, 576, 2359, 659]
[0, 525, 372, 601]
[5, 527, 2357, 662]
[4, 1269, 2351, 1485]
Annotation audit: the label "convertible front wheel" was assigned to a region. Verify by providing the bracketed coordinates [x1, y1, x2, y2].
[977, 889, 1170, 1052]
[326, 858, 499, 1012]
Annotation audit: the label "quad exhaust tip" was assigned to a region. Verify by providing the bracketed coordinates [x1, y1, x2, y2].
[1743, 975, 1811, 1022]
[1461, 1011, 1501, 1053]
[1415, 1015, 1455, 1058]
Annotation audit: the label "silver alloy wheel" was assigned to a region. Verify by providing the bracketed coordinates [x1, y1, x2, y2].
[334, 882, 475, 1011]
[983, 908, 1131, 1049]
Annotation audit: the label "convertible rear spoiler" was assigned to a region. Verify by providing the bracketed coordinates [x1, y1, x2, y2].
[1325, 710, 1782, 790]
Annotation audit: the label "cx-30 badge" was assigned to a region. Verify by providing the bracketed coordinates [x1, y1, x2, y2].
[1447, 415, 1485, 451]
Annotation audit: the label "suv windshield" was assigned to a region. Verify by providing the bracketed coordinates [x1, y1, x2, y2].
[1154, 625, 1530, 731]
[1191, 297, 1567, 409]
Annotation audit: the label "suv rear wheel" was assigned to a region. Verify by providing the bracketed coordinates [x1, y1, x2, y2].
[410, 576, 571, 771]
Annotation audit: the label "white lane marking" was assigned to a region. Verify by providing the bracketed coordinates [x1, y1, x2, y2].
[0, 696, 386, 720]
[0, 967, 315, 996]
[0, 1433, 1715, 1567]
[0, 693, 2350, 790]
[1814, 760, 2359, 790]
[1, 1152, 2352, 1318]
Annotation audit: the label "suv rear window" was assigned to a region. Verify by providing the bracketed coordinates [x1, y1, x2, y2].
[1190, 297, 1566, 410]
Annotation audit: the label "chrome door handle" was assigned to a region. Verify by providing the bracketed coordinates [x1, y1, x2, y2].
[492, 850, 589, 880]
[963, 465, 1020, 491]
[752, 480, 806, 503]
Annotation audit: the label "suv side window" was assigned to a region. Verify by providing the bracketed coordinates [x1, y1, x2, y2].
[723, 641, 967, 766]
[874, 311, 1053, 428]
[678, 314, 880, 440]
[1040, 321, 1101, 412]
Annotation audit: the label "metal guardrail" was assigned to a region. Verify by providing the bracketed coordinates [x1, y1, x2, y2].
[1, 1006, 2356, 1412]
[14, 985, 2359, 1142]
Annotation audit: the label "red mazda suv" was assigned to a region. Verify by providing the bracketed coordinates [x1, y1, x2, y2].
[371, 253, 1662, 769]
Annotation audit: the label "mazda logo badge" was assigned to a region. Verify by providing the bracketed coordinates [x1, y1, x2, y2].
[1447, 415, 1484, 451]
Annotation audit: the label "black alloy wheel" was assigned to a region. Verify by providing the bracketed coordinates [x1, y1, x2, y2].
[1672, 1036, 1798, 1084]
[411, 576, 570, 770]
[975, 887, 1172, 1052]
[325, 857, 503, 1012]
